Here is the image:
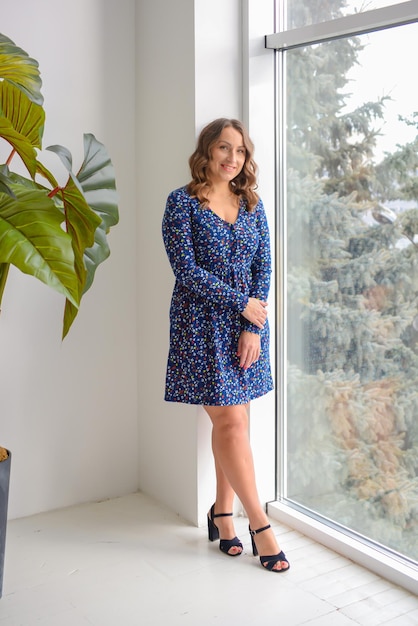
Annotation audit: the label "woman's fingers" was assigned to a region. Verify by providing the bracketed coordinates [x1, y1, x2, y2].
[241, 298, 268, 329]
[237, 331, 261, 369]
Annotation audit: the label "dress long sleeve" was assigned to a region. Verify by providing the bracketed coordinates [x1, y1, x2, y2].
[242, 201, 272, 334]
[162, 189, 249, 312]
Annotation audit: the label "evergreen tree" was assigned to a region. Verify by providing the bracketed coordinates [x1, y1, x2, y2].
[284, 3, 418, 560]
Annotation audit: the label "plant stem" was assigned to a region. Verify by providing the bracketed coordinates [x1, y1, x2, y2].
[0, 264, 10, 314]
[6, 149, 16, 167]
[48, 186, 61, 198]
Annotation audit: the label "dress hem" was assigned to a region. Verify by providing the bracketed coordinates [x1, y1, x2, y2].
[164, 386, 274, 407]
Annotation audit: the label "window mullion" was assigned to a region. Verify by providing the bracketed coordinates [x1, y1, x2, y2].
[275, 46, 287, 501]
[266, 0, 418, 50]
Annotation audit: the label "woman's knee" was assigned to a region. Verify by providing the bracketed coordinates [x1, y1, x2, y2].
[205, 405, 248, 437]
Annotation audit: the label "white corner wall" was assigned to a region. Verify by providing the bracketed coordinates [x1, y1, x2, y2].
[0, 0, 277, 525]
[136, 0, 277, 526]
[0, 0, 138, 519]
[136, 0, 244, 525]
[245, 0, 277, 516]
[136, 0, 199, 524]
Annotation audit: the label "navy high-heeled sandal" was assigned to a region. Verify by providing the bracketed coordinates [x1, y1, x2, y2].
[207, 504, 243, 557]
[249, 524, 290, 572]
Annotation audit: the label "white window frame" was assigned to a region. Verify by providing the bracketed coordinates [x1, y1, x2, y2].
[261, 0, 418, 594]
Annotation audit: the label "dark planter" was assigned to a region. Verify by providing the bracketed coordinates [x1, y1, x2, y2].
[0, 450, 11, 599]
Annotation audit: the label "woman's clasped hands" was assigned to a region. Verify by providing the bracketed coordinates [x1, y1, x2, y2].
[241, 297, 268, 329]
[238, 297, 268, 370]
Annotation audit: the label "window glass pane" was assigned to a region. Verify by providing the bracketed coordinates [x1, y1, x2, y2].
[286, 0, 408, 29]
[285, 22, 418, 563]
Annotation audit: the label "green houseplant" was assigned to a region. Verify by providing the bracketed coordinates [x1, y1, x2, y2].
[0, 34, 119, 597]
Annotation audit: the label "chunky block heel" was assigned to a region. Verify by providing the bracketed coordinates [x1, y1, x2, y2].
[249, 524, 290, 572]
[207, 504, 243, 556]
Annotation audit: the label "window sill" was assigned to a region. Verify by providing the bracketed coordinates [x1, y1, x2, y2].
[268, 500, 418, 595]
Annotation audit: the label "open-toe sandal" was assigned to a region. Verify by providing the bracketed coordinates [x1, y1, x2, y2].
[249, 523, 290, 572]
[207, 504, 243, 557]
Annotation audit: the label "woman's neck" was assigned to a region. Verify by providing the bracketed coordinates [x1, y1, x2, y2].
[207, 182, 233, 199]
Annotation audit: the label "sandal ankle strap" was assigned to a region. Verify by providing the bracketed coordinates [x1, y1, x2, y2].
[210, 504, 233, 519]
[249, 523, 271, 536]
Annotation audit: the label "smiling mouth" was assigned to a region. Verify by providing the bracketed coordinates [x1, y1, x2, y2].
[221, 164, 235, 172]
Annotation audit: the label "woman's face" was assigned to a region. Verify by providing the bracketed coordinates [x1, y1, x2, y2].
[207, 126, 246, 185]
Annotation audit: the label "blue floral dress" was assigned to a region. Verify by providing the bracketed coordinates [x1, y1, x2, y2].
[162, 186, 273, 406]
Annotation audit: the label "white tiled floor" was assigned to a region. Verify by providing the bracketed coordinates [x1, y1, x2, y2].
[0, 492, 417, 625]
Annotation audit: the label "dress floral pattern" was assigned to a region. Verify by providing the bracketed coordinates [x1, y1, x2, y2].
[162, 186, 274, 406]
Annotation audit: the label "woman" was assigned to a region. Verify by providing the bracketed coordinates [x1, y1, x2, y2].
[162, 118, 289, 572]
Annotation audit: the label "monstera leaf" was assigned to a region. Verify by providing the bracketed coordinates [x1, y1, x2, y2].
[0, 34, 43, 105]
[0, 75, 45, 192]
[0, 182, 79, 306]
[76, 134, 119, 293]
[47, 134, 119, 337]
[0, 33, 119, 339]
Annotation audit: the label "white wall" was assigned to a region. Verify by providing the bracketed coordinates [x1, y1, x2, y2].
[136, 0, 199, 523]
[0, 0, 277, 525]
[136, 0, 247, 526]
[137, 0, 277, 526]
[245, 0, 277, 516]
[0, 0, 138, 518]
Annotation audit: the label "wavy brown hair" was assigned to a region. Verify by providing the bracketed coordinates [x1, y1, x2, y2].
[186, 118, 259, 212]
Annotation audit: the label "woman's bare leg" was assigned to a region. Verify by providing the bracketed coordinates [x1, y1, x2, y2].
[204, 403, 288, 571]
[210, 453, 242, 555]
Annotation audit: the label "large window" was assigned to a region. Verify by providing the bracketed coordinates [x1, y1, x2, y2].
[269, 0, 418, 584]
